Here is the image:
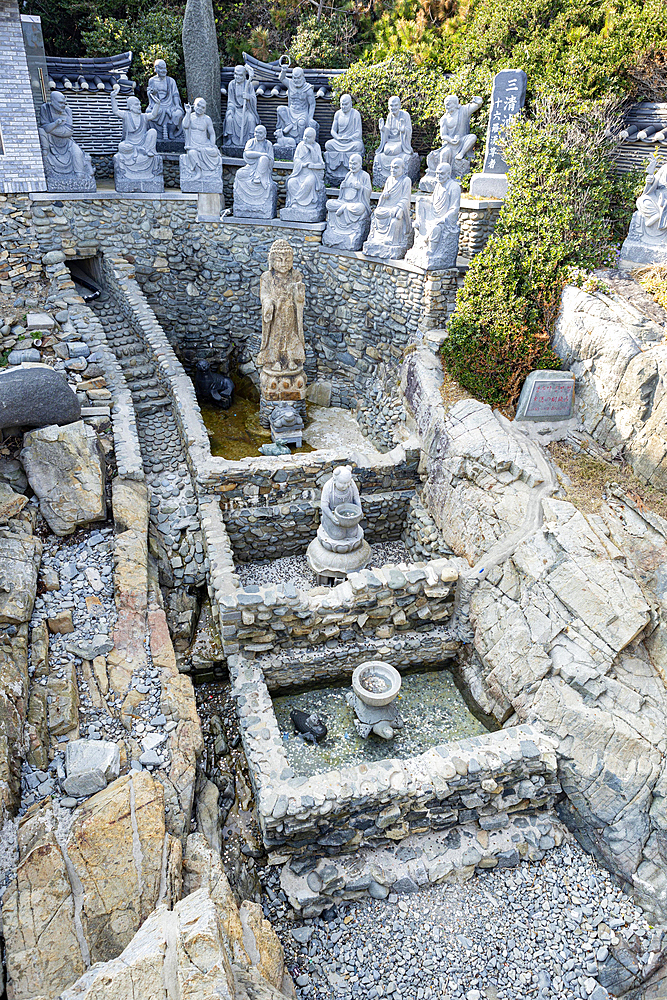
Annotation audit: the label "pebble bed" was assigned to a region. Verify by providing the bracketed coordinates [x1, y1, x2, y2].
[262, 844, 657, 1000]
[236, 540, 411, 590]
[23, 514, 170, 815]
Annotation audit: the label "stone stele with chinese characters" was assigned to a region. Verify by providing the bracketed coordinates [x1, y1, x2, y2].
[515, 370, 575, 426]
[470, 69, 527, 199]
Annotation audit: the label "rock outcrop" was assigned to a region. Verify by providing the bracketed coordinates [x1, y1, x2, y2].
[403, 343, 667, 923]
[21, 421, 106, 535]
[553, 272, 667, 489]
[2, 771, 179, 1000]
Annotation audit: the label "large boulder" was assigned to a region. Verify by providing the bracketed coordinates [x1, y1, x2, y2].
[57, 889, 289, 1000]
[21, 421, 106, 535]
[2, 771, 180, 1000]
[0, 364, 80, 431]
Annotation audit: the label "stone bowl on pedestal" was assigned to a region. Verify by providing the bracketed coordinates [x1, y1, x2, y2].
[352, 661, 402, 707]
[335, 503, 363, 530]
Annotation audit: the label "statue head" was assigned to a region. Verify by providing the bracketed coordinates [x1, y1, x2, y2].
[293, 67, 305, 86]
[196, 359, 211, 372]
[154, 59, 167, 78]
[268, 239, 293, 275]
[435, 161, 452, 184]
[303, 126, 317, 145]
[332, 466, 353, 490]
[389, 158, 405, 179]
[388, 95, 401, 115]
[194, 98, 207, 115]
[348, 153, 362, 173]
[444, 94, 460, 112]
[51, 91, 67, 112]
[234, 65, 245, 82]
[340, 93, 352, 112]
[254, 124, 267, 142]
[127, 95, 142, 114]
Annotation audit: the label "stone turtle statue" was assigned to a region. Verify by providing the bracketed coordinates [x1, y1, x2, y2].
[194, 360, 234, 409]
[290, 709, 327, 743]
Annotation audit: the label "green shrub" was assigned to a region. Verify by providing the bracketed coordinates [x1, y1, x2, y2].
[441, 94, 641, 407]
[82, 6, 185, 94]
[289, 14, 358, 68]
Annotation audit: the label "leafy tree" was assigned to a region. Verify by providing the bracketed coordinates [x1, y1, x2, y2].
[290, 14, 358, 67]
[82, 6, 185, 94]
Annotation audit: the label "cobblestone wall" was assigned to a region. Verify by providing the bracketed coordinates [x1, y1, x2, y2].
[219, 557, 457, 660]
[458, 198, 501, 259]
[0, 1, 46, 194]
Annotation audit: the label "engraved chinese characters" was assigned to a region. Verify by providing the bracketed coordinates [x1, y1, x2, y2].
[515, 371, 575, 422]
[470, 69, 527, 199]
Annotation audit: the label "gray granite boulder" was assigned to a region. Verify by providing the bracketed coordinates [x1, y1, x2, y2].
[63, 739, 120, 797]
[21, 420, 106, 535]
[0, 365, 80, 431]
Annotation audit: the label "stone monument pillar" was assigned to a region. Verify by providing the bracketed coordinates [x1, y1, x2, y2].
[256, 239, 307, 427]
[182, 0, 222, 139]
[470, 69, 527, 199]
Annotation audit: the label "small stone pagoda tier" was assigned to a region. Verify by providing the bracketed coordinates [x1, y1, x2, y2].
[256, 239, 307, 427]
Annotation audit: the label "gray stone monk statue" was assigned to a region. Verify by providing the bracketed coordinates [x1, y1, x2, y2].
[306, 465, 371, 582]
[223, 64, 259, 153]
[146, 59, 185, 142]
[233, 124, 276, 219]
[372, 95, 420, 188]
[324, 93, 365, 184]
[110, 83, 164, 192]
[420, 93, 482, 192]
[179, 97, 223, 192]
[280, 127, 326, 222]
[258, 240, 306, 372]
[621, 153, 667, 265]
[322, 153, 372, 251]
[38, 91, 95, 192]
[275, 66, 318, 152]
[363, 158, 413, 260]
[406, 161, 461, 270]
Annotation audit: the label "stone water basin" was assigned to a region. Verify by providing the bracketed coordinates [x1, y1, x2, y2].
[272, 668, 489, 778]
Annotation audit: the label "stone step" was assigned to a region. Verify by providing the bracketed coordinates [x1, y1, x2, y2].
[135, 398, 171, 416]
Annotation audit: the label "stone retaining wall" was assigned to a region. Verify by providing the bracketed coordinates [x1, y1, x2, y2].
[228, 639, 561, 854]
[224, 488, 412, 563]
[218, 556, 457, 661]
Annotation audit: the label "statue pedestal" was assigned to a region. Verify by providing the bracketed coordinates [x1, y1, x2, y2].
[469, 172, 507, 199]
[179, 157, 223, 193]
[621, 212, 667, 266]
[46, 172, 96, 193]
[259, 366, 307, 428]
[306, 535, 371, 585]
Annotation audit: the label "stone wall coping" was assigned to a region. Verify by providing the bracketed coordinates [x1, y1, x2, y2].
[201, 439, 414, 478]
[220, 214, 327, 232]
[317, 245, 467, 275]
[30, 190, 198, 203]
[460, 196, 503, 209]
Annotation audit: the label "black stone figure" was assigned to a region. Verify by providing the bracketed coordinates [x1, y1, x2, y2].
[290, 709, 327, 743]
[194, 360, 235, 409]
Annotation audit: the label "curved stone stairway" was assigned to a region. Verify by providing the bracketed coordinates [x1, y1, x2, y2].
[90, 289, 205, 588]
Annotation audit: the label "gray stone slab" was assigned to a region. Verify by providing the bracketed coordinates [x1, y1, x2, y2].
[515, 370, 575, 421]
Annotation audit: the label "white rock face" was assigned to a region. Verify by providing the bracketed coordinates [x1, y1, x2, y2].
[402, 343, 667, 922]
[21, 420, 106, 535]
[552, 279, 667, 488]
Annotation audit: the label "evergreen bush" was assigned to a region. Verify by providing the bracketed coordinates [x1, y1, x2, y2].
[441, 95, 641, 407]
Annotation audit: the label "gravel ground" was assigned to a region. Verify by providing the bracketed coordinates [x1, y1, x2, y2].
[260, 844, 658, 1000]
[236, 540, 410, 590]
